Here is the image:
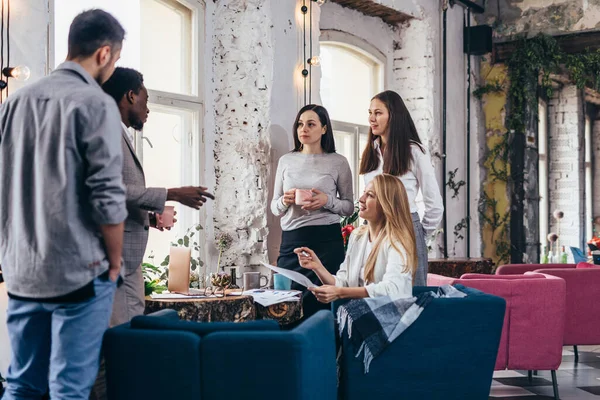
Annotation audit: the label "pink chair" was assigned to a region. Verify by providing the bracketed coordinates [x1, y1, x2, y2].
[428, 273, 566, 400]
[497, 262, 600, 362]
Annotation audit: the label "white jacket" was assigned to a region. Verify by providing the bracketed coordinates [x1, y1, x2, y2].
[334, 230, 413, 298]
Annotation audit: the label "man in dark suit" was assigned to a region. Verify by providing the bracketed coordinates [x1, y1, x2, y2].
[101, 67, 214, 326]
[90, 67, 214, 400]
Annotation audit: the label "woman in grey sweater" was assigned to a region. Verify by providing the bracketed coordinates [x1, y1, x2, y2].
[271, 104, 354, 317]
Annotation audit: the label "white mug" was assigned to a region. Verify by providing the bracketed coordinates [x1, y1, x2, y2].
[243, 272, 268, 290]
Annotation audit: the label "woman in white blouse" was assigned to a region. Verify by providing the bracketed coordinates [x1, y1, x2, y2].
[294, 174, 417, 303]
[360, 90, 443, 286]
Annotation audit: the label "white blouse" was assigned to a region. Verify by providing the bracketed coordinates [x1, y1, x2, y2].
[335, 230, 412, 299]
[363, 141, 443, 236]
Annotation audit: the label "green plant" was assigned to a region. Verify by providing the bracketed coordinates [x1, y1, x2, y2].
[142, 252, 167, 296]
[426, 228, 444, 254]
[446, 168, 466, 199]
[476, 33, 600, 264]
[473, 80, 505, 99]
[215, 232, 234, 272]
[161, 223, 205, 271]
[452, 217, 469, 256]
[341, 202, 359, 227]
[142, 262, 167, 296]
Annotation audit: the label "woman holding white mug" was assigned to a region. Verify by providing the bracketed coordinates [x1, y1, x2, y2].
[270, 104, 354, 317]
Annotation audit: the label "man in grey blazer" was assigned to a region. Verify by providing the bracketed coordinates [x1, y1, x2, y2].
[101, 67, 214, 326]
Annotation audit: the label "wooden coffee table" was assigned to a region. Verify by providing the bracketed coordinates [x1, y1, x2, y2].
[144, 291, 303, 325]
[145, 294, 256, 323]
[428, 258, 495, 278]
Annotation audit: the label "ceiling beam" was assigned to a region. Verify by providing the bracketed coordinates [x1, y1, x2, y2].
[493, 30, 600, 64]
[328, 0, 413, 26]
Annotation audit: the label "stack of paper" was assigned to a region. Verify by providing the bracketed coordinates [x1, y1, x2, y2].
[230, 289, 302, 307]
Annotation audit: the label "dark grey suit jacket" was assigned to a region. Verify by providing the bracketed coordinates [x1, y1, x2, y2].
[121, 127, 167, 274]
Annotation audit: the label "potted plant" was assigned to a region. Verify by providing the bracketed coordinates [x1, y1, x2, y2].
[142, 261, 167, 296]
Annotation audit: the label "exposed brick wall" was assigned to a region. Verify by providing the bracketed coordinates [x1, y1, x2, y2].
[547, 85, 585, 252]
[391, 18, 436, 150]
[592, 118, 600, 225]
[211, 0, 273, 269]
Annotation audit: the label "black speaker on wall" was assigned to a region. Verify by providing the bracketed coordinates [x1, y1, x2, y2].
[464, 25, 493, 55]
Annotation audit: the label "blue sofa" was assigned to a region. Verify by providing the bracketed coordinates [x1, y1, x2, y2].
[103, 309, 337, 400]
[335, 286, 506, 400]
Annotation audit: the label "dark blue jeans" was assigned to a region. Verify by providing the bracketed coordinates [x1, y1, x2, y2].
[3, 275, 116, 400]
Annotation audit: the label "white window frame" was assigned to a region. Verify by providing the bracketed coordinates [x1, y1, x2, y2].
[319, 32, 385, 201]
[49, 0, 207, 261]
[331, 121, 369, 201]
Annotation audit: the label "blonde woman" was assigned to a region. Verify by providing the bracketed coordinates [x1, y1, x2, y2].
[294, 174, 417, 303]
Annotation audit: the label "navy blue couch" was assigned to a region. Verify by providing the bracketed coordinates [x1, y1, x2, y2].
[335, 286, 506, 400]
[103, 309, 337, 400]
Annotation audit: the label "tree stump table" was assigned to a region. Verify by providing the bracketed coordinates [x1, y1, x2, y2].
[255, 300, 303, 326]
[145, 292, 303, 326]
[428, 258, 495, 278]
[145, 295, 256, 323]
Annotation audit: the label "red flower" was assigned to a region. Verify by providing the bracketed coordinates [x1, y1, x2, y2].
[341, 225, 355, 248]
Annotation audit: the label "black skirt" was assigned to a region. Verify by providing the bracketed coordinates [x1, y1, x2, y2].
[277, 223, 344, 318]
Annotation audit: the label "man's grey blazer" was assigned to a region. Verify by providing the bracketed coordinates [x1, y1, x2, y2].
[121, 127, 167, 274]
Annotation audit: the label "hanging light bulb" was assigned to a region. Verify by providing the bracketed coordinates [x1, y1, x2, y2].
[308, 56, 321, 66]
[2, 65, 31, 81]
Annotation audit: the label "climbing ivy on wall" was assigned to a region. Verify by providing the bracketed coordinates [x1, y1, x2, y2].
[478, 33, 600, 265]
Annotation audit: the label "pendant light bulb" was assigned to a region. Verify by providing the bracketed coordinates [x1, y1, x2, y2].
[2, 65, 31, 81]
[308, 56, 321, 66]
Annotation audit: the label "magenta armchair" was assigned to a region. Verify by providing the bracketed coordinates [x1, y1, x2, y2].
[428, 273, 566, 400]
[497, 262, 600, 362]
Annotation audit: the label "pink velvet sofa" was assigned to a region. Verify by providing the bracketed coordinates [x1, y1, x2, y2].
[427, 273, 566, 400]
[497, 262, 600, 362]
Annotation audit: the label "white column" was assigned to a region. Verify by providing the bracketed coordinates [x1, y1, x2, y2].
[548, 85, 585, 251]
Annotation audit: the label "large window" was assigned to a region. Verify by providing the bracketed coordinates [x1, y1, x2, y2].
[320, 40, 383, 201]
[52, 0, 205, 263]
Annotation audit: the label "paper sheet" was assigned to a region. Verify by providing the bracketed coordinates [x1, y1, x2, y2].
[260, 262, 318, 289]
[150, 292, 208, 299]
[229, 289, 302, 307]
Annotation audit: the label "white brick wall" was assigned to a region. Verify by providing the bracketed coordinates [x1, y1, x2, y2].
[211, 0, 274, 269]
[391, 20, 435, 148]
[548, 85, 585, 251]
[592, 119, 600, 223]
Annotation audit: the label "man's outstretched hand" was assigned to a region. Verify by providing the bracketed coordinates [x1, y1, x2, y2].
[167, 186, 215, 209]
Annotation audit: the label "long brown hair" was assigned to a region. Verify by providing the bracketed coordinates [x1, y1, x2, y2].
[354, 174, 417, 284]
[359, 90, 424, 176]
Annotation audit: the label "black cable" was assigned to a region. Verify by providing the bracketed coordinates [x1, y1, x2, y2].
[466, 7, 471, 257]
[6, 0, 9, 98]
[442, 5, 448, 257]
[302, 0, 307, 106]
[308, 0, 312, 104]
